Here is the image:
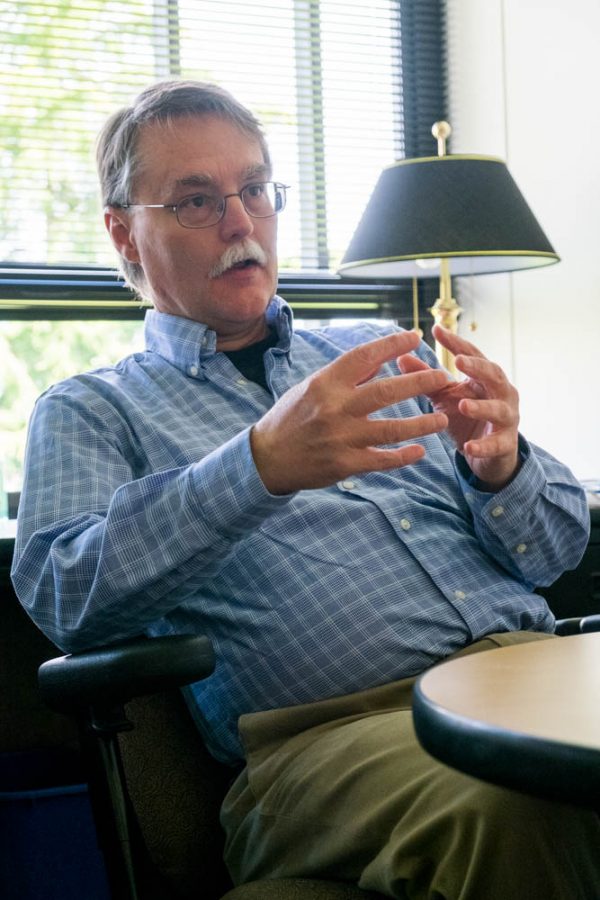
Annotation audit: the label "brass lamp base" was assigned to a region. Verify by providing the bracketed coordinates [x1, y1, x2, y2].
[428, 257, 462, 375]
[426, 123, 462, 376]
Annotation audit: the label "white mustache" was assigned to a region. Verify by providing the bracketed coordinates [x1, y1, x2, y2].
[208, 239, 268, 279]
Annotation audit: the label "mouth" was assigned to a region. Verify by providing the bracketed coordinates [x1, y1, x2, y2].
[229, 258, 260, 271]
[218, 257, 266, 279]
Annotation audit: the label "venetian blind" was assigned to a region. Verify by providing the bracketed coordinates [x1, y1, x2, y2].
[1, 0, 446, 276]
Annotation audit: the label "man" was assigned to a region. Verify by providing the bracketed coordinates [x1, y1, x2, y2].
[12, 80, 600, 898]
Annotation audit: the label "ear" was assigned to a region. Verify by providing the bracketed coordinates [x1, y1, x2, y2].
[104, 207, 141, 264]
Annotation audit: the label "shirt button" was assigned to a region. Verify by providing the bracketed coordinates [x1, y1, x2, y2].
[400, 518, 411, 531]
[491, 505, 504, 517]
[236, 377, 247, 386]
[340, 480, 355, 490]
[516, 543, 527, 554]
[454, 590, 466, 601]
[189, 365, 199, 377]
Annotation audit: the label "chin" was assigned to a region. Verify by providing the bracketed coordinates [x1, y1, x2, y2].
[224, 277, 275, 310]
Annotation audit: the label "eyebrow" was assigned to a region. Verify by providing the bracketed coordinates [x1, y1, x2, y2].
[174, 163, 272, 192]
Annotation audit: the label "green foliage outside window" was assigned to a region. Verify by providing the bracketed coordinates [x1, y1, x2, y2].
[0, 320, 144, 497]
[1, 0, 159, 265]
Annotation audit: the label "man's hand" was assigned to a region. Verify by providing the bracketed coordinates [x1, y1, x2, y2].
[398, 325, 521, 492]
[251, 331, 450, 495]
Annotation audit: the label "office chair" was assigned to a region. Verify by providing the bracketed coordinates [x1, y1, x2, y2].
[38, 615, 600, 900]
[38, 635, 388, 900]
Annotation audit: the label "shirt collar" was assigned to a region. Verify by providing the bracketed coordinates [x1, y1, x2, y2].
[144, 295, 294, 377]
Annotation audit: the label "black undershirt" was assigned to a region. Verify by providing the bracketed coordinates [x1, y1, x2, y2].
[223, 330, 278, 393]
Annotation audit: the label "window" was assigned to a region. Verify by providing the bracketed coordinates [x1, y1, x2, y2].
[0, 0, 447, 511]
[1, 0, 446, 276]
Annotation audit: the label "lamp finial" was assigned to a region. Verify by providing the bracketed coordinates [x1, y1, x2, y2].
[432, 121, 451, 157]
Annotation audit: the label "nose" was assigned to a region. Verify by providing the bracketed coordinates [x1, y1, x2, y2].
[218, 192, 254, 242]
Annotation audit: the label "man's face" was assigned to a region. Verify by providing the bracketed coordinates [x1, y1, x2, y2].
[107, 115, 279, 349]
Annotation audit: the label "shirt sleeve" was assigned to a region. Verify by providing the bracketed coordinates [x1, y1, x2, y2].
[11, 388, 292, 652]
[454, 436, 590, 587]
[410, 334, 589, 587]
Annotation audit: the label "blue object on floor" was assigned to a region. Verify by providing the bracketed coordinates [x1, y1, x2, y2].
[0, 749, 110, 899]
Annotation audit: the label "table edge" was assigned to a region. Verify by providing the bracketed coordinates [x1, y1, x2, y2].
[412, 677, 600, 808]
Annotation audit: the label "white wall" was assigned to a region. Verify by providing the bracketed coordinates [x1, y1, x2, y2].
[445, 0, 600, 481]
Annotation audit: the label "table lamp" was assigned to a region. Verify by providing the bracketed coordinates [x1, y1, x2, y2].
[338, 122, 559, 371]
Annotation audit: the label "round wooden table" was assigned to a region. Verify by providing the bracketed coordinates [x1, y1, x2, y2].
[412, 633, 600, 807]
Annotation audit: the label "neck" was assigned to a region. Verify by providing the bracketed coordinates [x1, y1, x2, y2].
[215, 319, 270, 352]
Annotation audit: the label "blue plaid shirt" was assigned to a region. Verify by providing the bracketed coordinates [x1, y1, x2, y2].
[12, 297, 589, 763]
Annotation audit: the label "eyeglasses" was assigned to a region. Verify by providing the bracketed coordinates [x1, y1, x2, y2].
[120, 181, 289, 229]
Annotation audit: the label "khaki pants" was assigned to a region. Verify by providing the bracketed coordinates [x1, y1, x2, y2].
[221, 632, 600, 899]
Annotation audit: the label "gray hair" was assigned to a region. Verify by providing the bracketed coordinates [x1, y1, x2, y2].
[96, 79, 271, 296]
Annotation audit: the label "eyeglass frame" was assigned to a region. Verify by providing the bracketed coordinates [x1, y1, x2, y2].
[117, 181, 290, 229]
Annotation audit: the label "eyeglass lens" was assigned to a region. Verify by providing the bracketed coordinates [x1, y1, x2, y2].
[177, 182, 285, 227]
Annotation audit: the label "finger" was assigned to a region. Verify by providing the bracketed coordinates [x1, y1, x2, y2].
[397, 352, 431, 375]
[463, 431, 518, 459]
[351, 368, 449, 417]
[328, 331, 422, 387]
[351, 410, 448, 447]
[458, 397, 518, 427]
[349, 442, 428, 474]
[455, 355, 512, 395]
[432, 325, 486, 360]
[398, 353, 469, 406]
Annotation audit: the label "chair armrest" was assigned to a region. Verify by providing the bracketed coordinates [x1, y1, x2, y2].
[554, 614, 600, 636]
[554, 617, 583, 635]
[38, 634, 215, 715]
[580, 613, 600, 632]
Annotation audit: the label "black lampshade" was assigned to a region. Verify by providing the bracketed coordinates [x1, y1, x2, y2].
[338, 155, 559, 279]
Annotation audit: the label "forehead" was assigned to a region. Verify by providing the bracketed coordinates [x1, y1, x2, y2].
[133, 114, 269, 193]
